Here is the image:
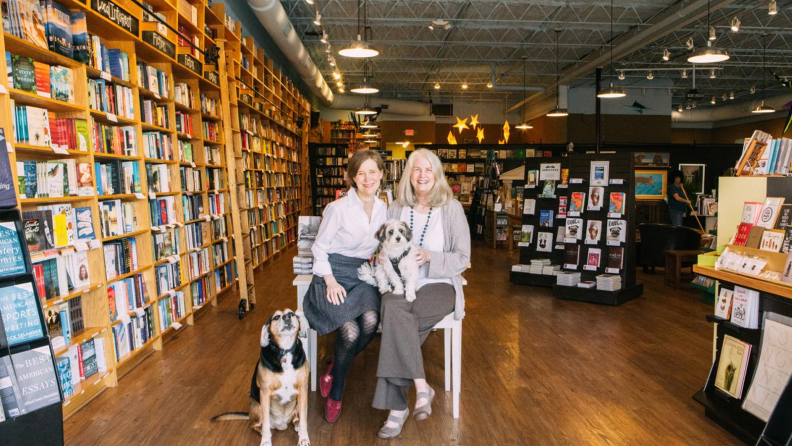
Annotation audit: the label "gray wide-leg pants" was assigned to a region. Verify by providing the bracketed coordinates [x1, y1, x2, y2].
[372, 283, 455, 411]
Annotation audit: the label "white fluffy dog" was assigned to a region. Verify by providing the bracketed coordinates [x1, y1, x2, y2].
[358, 220, 420, 302]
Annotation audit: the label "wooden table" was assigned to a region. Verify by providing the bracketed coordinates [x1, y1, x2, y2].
[664, 250, 703, 289]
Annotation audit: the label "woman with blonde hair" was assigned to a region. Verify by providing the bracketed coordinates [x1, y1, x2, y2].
[303, 149, 387, 423]
[373, 148, 470, 438]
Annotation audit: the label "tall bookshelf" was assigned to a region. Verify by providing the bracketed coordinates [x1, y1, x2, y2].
[309, 143, 348, 215]
[0, 0, 308, 419]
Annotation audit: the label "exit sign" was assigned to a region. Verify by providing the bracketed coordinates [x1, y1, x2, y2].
[404, 129, 415, 136]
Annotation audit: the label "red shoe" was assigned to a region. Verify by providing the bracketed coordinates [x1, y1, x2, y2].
[325, 397, 343, 423]
[320, 359, 334, 398]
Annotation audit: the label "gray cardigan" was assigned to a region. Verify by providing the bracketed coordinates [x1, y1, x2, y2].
[387, 199, 471, 320]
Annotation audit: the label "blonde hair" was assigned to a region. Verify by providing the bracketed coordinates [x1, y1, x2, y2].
[396, 149, 454, 207]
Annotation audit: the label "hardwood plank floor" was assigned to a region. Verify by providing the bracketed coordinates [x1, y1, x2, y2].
[64, 243, 743, 446]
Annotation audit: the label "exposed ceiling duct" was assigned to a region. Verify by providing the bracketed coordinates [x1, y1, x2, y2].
[330, 95, 431, 116]
[246, 0, 334, 107]
[672, 93, 792, 123]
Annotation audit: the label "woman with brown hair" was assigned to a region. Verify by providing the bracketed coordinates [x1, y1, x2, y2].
[302, 149, 386, 423]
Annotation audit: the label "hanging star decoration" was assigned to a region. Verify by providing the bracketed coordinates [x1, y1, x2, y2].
[447, 131, 457, 145]
[498, 139, 505, 145]
[469, 114, 479, 129]
[773, 71, 792, 134]
[454, 116, 469, 134]
[502, 120, 510, 143]
[476, 127, 485, 143]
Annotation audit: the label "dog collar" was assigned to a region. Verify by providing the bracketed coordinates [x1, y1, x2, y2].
[389, 246, 412, 276]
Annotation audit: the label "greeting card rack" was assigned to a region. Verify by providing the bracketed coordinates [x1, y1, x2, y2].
[510, 156, 568, 288]
[0, 208, 63, 446]
[552, 153, 643, 305]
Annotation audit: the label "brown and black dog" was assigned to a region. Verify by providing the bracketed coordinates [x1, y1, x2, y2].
[212, 309, 310, 446]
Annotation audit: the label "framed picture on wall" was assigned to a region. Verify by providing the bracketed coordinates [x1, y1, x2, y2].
[679, 163, 706, 195]
[635, 170, 668, 200]
[634, 152, 670, 167]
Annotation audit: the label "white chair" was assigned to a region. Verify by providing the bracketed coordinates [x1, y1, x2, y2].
[293, 275, 464, 418]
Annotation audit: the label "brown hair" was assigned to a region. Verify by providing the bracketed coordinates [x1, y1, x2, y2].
[347, 149, 384, 189]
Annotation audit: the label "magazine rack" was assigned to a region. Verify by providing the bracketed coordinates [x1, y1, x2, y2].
[0, 209, 64, 446]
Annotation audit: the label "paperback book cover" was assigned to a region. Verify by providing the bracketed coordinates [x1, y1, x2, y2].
[606, 219, 627, 244]
[733, 223, 753, 246]
[17, 0, 48, 49]
[741, 202, 762, 224]
[523, 199, 536, 215]
[0, 359, 21, 419]
[607, 246, 624, 270]
[564, 218, 583, 241]
[585, 220, 602, 244]
[569, 192, 586, 214]
[75, 207, 95, 240]
[539, 180, 556, 198]
[609, 192, 626, 216]
[0, 282, 44, 346]
[756, 197, 785, 229]
[81, 338, 98, 378]
[0, 129, 17, 208]
[539, 210, 554, 228]
[590, 161, 609, 186]
[8, 346, 61, 413]
[715, 288, 734, 319]
[759, 229, 784, 252]
[586, 248, 601, 269]
[587, 187, 604, 211]
[564, 244, 580, 266]
[56, 356, 73, 398]
[775, 204, 792, 229]
[714, 335, 751, 399]
[45, 0, 73, 57]
[536, 232, 552, 253]
[11, 55, 36, 93]
[518, 225, 534, 247]
[557, 196, 567, 219]
[22, 210, 53, 252]
[0, 222, 26, 277]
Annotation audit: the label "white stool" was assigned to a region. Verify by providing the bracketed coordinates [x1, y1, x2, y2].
[293, 275, 317, 392]
[293, 275, 464, 418]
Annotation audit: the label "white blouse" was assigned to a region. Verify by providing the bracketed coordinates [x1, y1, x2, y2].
[312, 188, 387, 276]
[400, 207, 453, 290]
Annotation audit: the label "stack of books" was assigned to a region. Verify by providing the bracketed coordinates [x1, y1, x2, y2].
[293, 216, 320, 275]
[596, 274, 622, 291]
[577, 281, 596, 289]
[528, 259, 550, 275]
[542, 265, 561, 275]
[557, 272, 581, 287]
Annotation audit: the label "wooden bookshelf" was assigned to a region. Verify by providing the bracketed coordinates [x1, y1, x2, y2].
[0, 0, 310, 420]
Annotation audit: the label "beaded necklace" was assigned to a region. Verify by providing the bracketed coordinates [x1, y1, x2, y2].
[409, 205, 433, 248]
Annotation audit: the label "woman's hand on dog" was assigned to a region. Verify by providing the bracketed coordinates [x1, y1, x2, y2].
[323, 275, 347, 305]
[414, 248, 431, 266]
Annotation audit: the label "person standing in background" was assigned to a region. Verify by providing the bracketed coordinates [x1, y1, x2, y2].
[668, 171, 690, 226]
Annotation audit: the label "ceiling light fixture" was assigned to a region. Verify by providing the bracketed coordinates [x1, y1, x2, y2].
[711, 96, 716, 104]
[722, 93, 727, 101]
[769, 0, 778, 15]
[305, 0, 314, 4]
[516, 57, 532, 130]
[313, 11, 321, 26]
[339, 0, 379, 58]
[618, 71, 625, 80]
[461, 83, 468, 90]
[751, 85, 756, 94]
[428, 24, 434, 30]
[647, 71, 654, 80]
[487, 81, 493, 88]
[355, 100, 377, 115]
[731, 17, 740, 32]
[686, 103, 691, 110]
[337, 80, 343, 87]
[434, 83, 440, 90]
[663, 48, 670, 61]
[730, 91, 735, 100]
[681, 69, 688, 79]
[351, 59, 379, 94]
[678, 104, 683, 112]
[548, 29, 570, 116]
[320, 32, 328, 44]
[753, 34, 776, 114]
[688, 0, 730, 63]
[597, 0, 626, 99]
[710, 69, 716, 79]
[328, 57, 336, 67]
[333, 71, 341, 80]
[709, 27, 717, 41]
[360, 120, 378, 129]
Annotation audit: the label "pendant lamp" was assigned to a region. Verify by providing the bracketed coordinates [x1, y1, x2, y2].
[355, 95, 377, 115]
[515, 57, 533, 129]
[752, 35, 775, 114]
[688, 0, 730, 63]
[597, 0, 626, 99]
[351, 59, 379, 94]
[339, 0, 378, 58]
[547, 29, 569, 117]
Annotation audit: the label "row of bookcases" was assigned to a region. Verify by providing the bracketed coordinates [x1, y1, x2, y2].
[0, 0, 310, 423]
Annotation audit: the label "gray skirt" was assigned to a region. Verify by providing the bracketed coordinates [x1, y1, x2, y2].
[303, 253, 381, 336]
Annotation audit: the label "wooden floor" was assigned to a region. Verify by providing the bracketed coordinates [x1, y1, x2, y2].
[65, 243, 744, 446]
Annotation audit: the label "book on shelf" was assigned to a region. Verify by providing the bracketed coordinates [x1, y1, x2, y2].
[12, 105, 51, 147]
[0, 282, 44, 347]
[0, 222, 26, 278]
[103, 237, 139, 280]
[608, 192, 626, 216]
[522, 199, 536, 215]
[158, 291, 186, 331]
[4, 0, 48, 49]
[564, 218, 583, 242]
[107, 273, 148, 321]
[714, 335, 752, 399]
[759, 229, 785, 252]
[714, 288, 734, 319]
[0, 346, 60, 415]
[584, 220, 602, 245]
[730, 286, 760, 329]
[518, 225, 533, 247]
[538, 210, 553, 228]
[587, 187, 604, 211]
[557, 196, 567, 219]
[590, 161, 609, 186]
[741, 202, 763, 224]
[745, 226, 765, 249]
[742, 314, 792, 421]
[536, 232, 552, 253]
[569, 192, 585, 215]
[756, 197, 785, 229]
[606, 219, 626, 245]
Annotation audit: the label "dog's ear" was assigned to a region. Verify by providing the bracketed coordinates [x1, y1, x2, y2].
[295, 310, 309, 338]
[376, 223, 389, 243]
[260, 318, 271, 347]
[401, 221, 413, 242]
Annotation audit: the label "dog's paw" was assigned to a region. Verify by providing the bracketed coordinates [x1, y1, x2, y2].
[297, 437, 310, 446]
[405, 291, 417, 302]
[259, 437, 273, 446]
[393, 286, 404, 295]
[379, 285, 392, 294]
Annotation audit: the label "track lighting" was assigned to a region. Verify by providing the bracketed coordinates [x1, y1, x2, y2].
[769, 0, 778, 15]
[681, 70, 688, 79]
[753, 101, 776, 113]
[730, 91, 734, 100]
[710, 69, 716, 79]
[305, 0, 314, 4]
[320, 32, 328, 43]
[313, 11, 321, 26]
[487, 81, 493, 88]
[722, 93, 727, 101]
[662, 48, 670, 61]
[686, 103, 691, 110]
[692, 102, 697, 109]
[731, 17, 740, 32]
[325, 45, 331, 53]
[687, 0, 730, 63]
[333, 71, 341, 80]
[618, 71, 625, 80]
[461, 83, 468, 90]
[686, 38, 695, 51]
[711, 96, 716, 104]
[329, 58, 336, 67]
[647, 71, 654, 80]
[751, 85, 756, 94]
[428, 24, 434, 30]
[678, 104, 683, 112]
[336, 80, 343, 87]
[709, 27, 717, 41]
[434, 83, 440, 90]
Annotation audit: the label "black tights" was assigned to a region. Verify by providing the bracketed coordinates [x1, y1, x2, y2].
[329, 310, 379, 400]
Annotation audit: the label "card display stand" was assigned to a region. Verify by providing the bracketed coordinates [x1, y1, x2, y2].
[510, 156, 568, 287]
[552, 153, 642, 305]
[0, 210, 64, 446]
